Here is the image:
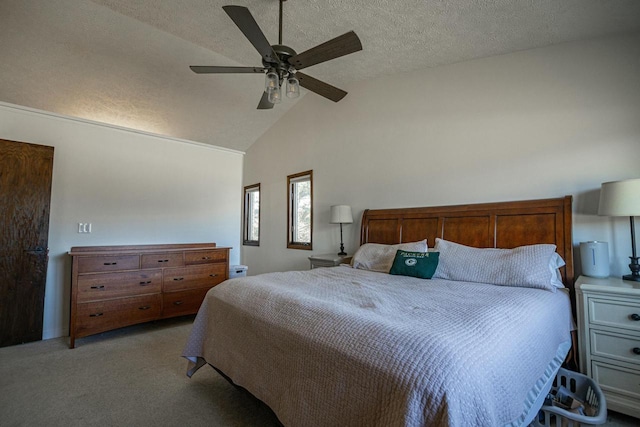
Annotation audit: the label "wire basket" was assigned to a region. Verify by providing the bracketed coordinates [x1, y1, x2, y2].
[532, 368, 607, 427]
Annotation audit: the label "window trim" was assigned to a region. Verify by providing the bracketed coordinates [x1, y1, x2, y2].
[243, 183, 260, 246]
[287, 170, 313, 250]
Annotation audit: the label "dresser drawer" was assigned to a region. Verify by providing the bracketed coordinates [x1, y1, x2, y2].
[141, 252, 184, 269]
[185, 249, 227, 265]
[591, 329, 640, 366]
[77, 270, 162, 303]
[589, 298, 640, 333]
[592, 360, 640, 400]
[75, 294, 162, 338]
[163, 264, 227, 292]
[162, 288, 210, 318]
[77, 255, 140, 273]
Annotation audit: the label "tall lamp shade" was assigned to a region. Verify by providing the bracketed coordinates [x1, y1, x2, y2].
[330, 205, 353, 256]
[598, 178, 640, 282]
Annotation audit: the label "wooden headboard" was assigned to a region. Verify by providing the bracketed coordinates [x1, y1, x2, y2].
[360, 196, 574, 289]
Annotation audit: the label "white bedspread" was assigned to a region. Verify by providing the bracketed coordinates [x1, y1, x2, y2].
[183, 266, 572, 427]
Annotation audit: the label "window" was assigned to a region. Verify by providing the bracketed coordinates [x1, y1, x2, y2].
[243, 183, 260, 246]
[287, 170, 313, 250]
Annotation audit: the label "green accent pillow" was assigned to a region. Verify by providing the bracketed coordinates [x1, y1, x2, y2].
[389, 250, 439, 279]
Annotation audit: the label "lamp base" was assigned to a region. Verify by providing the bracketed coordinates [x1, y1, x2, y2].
[625, 255, 640, 282]
[338, 240, 346, 257]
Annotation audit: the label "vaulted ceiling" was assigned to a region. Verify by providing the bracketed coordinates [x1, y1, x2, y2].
[1, 0, 639, 151]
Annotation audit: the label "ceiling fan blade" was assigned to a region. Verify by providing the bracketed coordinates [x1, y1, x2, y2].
[288, 31, 362, 70]
[257, 91, 274, 109]
[222, 5, 279, 64]
[190, 66, 266, 74]
[296, 72, 347, 102]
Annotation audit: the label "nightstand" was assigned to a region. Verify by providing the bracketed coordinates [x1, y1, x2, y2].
[575, 275, 640, 419]
[308, 253, 352, 269]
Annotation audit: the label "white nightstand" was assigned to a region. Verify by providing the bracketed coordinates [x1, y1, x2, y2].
[575, 275, 640, 419]
[308, 253, 352, 269]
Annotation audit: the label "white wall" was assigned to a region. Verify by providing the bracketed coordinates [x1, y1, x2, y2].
[0, 103, 243, 339]
[242, 33, 640, 278]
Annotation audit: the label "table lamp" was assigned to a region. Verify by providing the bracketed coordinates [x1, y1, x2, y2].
[598, 178, 640, 282]
[330, 205, 353, 256]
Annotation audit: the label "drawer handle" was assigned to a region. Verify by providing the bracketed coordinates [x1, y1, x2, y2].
[90, 285, 105, 290]
[173, 277, 184, 281]
[173, 301, 184, 306]
[633, 347, 640, 355]
[103, 262, 117, 266]
[631, 313, 640, 321]
[209, 274, 218, 278]
[138, 306, 151, 310]
[157, 259, 169, 263]
[89, 313, 103, 317]
[139, 281, 152, 285]
[201, 256, 211, 260]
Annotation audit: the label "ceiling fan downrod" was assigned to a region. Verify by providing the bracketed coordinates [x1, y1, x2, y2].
[278, 0, 285, 45]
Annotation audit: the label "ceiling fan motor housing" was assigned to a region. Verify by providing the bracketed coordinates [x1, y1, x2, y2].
[265, 44, 298, 80]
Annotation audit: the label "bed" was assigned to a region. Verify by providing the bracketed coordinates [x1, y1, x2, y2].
[183, 196, 575, 427]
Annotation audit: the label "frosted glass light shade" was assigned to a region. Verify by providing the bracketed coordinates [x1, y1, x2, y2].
[265, 70, 279, 92]
[598, 178, 640, 216]
[330, 205, 353, 224]
[286, 76, 300, 98]
[268, 87, 282, 104]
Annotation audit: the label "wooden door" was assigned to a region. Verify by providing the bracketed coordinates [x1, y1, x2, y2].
[0, 139, 54, 347]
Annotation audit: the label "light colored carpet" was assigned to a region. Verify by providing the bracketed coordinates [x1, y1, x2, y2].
[0, 317, 637, 427]
[0, 317, 281, 427]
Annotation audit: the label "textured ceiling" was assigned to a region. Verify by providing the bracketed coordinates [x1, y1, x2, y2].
[1, 0, 639, 151]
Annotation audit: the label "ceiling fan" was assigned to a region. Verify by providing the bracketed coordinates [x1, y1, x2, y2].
[190, 0, 363, 109]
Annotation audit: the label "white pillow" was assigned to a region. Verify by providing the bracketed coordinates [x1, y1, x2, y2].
[352, 239, 428, 272]
[549, 252, 566, 288]
[432, 238, 558, 291]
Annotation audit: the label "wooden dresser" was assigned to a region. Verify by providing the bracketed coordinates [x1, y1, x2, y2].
[69, 243, 229, 348]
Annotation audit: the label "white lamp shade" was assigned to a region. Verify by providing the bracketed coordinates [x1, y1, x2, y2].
[330, 205, 353, 224]
[598, 178, 640, 216]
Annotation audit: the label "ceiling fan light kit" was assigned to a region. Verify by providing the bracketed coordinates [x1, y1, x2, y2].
[190, 0, 362, 109]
